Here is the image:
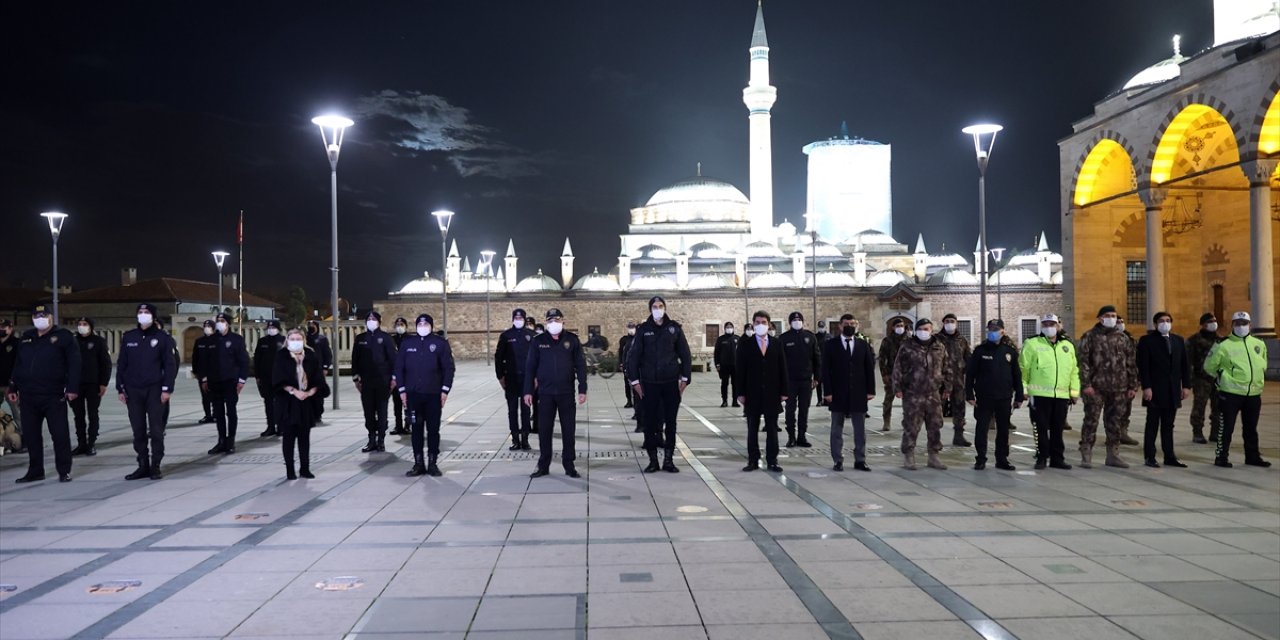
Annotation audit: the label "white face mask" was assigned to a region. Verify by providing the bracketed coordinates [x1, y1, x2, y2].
[33, 317, 50, 331]
[216, 321, 228, 333]
[1101, 317, 1117, 329]
[753, 323, 769, 337]
[513, 319, 525, 329]
[651, 308, 665, 321]
[267, 327, 279, 337]
[1042, 326, 1058, 338]
[366, 320, 379, 332]
[915, 330, 932, 341]
[1157, 321, 1172, 335]
[394, 325, 406, 334]
[417, 325, 431, 336]
[137, 313, 153, 326]
[203, 327, 214, 336]
[893, 326, 905, 335]
[627, 328, 636, 335]
[725, 327, 735, 335]
[547, 321, 564, 336]
[790, 321, 803, 331]
[1233, 325, 1250, 338]
[77, 325, 90, 336]
[287, 340, 304, 352]
[943, 322, 957, 334]
[1205, 322, 1218, 332]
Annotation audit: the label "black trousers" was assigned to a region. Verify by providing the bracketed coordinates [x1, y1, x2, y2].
[20, 394, 72, 477]
[360, 381, 390, 436]
[199, 383, 212, 418]
[1217, 392, 1262, 461]
[641, 380, 680, 451]
[208, 380, 240, 443]
[719, 370, 736, 402]
[257, 383, 275, 430]
[537, 393, 576, 470]
[974, 398, 1013, 463]
[745, 405, 780, 464]
[624, 378, 633, 405]
[69, 386, 102, 446]
[125, 385, 166, 469]
[785, 380, 813, 438]
[1143, 405, 1178, 461]
[392, 388, 404, 430]
[505, 379, 532, 436]
[281, 421, 311, 470]
[407, 391, 444, 459]
[1031, 396, 1068, 463]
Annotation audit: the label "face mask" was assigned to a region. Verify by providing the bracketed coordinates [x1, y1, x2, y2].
[513, 319, 525, 329]
[841, 325, 857, 337]
[768, 330, 776, 337]
[547, 321, 564, 336]
[216, 321, 228, 333]
[1118, 323, 1126, 333]
[915, 330, 931, 341]
[417, 325, 431, 336]
[1157, 321, 1171, 335]
[77, 325, 90, 336]
[366, 320, 379, 332]
[33, 317, 50, 331]
[753, 323, 768, 337]
[724, 327, 734, 335]
[987, 331, 1002, 343]
[893, 326, 905, 335]
[307, 325, 318, 335]
[1205, 322, 1218, 332]
[1233, 325, 1250, 338]
[203, 327, 214, 336]
[287, 340, 304, 352]
[267, 328, 279, 337]
[627, 328, 636, 335]
[651, 308, 665, 321]
[1101, 317, 1116, 329]
[136, 313, 153, 327]
[395, 325, 406, 334]
[943, 322, 957, 334]
[1042, 326, 1058, 338]
[790, 321, 803, 331]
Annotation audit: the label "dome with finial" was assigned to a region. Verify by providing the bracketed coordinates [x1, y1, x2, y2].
[747, 265, 796, 289]
[571, 267, 621, 292]
[513, 268, 563, 292]
[393, 271, 444, 295]
[1123, 35, 1187, 90]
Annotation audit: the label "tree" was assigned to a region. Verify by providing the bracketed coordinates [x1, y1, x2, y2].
[284, 286, 309, 327]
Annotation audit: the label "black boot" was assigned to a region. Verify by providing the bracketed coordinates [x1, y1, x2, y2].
[721, 399, 728, 408]
[952, 430, 971, 447]
[285, 462, 297, 480]
[207, 439, 227, 455]
[149, 464, 163, 480]
[125, 467, 150, 481]
[406, 455, 427, 477]
[261, 426, 277, 438]
[520, 432, 532, 451]
[663, 449, 679, 473]
[785, 430, 796, 448]
[85, 441, 97, 456]
[644, 449, 660, 473]
[375, 431, 386, 452]
[509, 433, 522, 451]
[995, 460, 1016, 471]
[71, 443, 87, 456]
[426, 455, 442, 477]
[361, 435, 377, 453]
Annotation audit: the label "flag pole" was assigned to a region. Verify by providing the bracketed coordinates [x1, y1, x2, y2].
[237, 210, 244, 333]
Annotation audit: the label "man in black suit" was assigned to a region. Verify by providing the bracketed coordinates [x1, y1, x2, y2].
[821, 314, 876, 472]
[734, 310, 789, 472]
[1137, 311, 1192, 468]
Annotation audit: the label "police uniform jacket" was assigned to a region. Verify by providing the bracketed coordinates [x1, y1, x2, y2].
[0, 334, 19, 385]
[254, 333, 286, 384]
[76, 333, 113, 389]
[116, 325, 177, 393]
[713, 334, 739, 375]
[191, 333, 214, 381]
[524, 331, 587, 396]
[495, 326, 536, 382]
[352, 329, 397, 384]
[306, 332, 333, 370]
[394, 334, 456, 395]
[965, 341, 1025, 403]
[780, 328, 821, 382]
[618, 333, 634, 370]
[626, 318, 692, 385]
[202, 331, 249, 384]
[10, 327, 81, 396]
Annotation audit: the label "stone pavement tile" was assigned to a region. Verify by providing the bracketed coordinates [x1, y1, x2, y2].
[1179, 553, 1280, 581]
[485, 565, 586, 595]
[672, 540, 766, 564]
[167, 568, 297, 602]
[1138, 510, 1246, 530]
[999, 616, 1140, 640]
[950, 584, 1093, 618]
[1222, 612, 1280, 640]
[692, 588, 815, 625]
[384, 567, 492, 597]
[587, 591, 700, 628]
[227, 598, 373, 637]
[426, 523, 511, 543]
[996, 514, 1098, 532]
[507, 521, 586, 541]
[341, 524, 430, 545]
[922, 515, 1024, 533]
[470, 594, 579, 631]
[0, 552, 103, 578]
[347, 596, 479, 633]
[32, 571, 179, 605]
[0, 528, 82, 552]
[217, 548, 328, 573]
[345, 633, 463, 640]
[1246, 580, 1280, 596]
[883, 536, 989, 559]
[1066, 513, 1166, 530]
[662, 518, 748, 539]
[466, 631, 576, 640]
[403, 545, 501, 569]
[852, 620, 982, 640]
[755, 515, 847, 536]
[495, 543, 585, 568]
[776, 538, 878, 562]
[796, 559, 917, 589]
[105, 596, 263, 638]
[1203, 510, 1280, 529]
[853, 516, 947, 535]
[1109, 614, 1264, 640]
[1041, 532, 1159, 557]
[259, 523, 360, 547]
[911, 557, 1038, 586]
[44, 527, 160, 550]
[824, 586, 958, 622]
[706, 622, 829, 639]
[151, 526, 256, 548]
[1050, 582, 1201, 616]
[1203, 531, 1280, 555]
[311, 545, 414, 572]
[739, 500, 823, 516]
[589, 625, 708, 640]
[1102, 555, 1231, 582]
[1149, 580, 1280, 615]
[587, 563, 690, 593]
[0, 602, 125, 640]
[1120, 532, 1245, 556]
[1000, 556, 1131, 583]
[683, 561, 790, 591]
[960, 534, 1072, 558]
[588, 518, 668, 540]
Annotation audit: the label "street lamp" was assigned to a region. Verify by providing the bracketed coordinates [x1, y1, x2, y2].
[212, 251, 230, 311]
[804, 212, 818, 328]
[41, 212, 68, 323]
[312, 113, 353, 410]
[480, 249, 496, 365]
[989, 247, 1006, 321]
[962, 122, 1003, 330]
[432, 210, 456, 337]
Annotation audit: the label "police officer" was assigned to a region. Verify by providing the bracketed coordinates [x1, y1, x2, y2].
[1204, 311, 1270, 468]
[938, 313, 973, 447]
[814, 320, 830, 405]
[714, 321, 739, 408]
[1019, 314, 1078, 470]
[525, 308, 587, 478]
[192, 320, 216, 424]
[619, 322, 637, 411]
[116, 303, 178, 480]
[70, 316, 112, 456]
[877, 317, 908, 431]
[9, 304, 81, 483]
[254, 319, 286, 438]
[389, 317, 410, 435]
[305, 319, 333, 423]
[200, 312, 249, 454]
[396, 314, 456, 477]
[0, 319, 21, 436]
[495, 308, 535, 451]
[1187, 313, 1221, 444]
[966, 319, 1024, 471]
[1078, 305, 1139, 468]
[781, 311, 821, 448]
[627, 296, 692, 473]
[352, 310, 397, 453]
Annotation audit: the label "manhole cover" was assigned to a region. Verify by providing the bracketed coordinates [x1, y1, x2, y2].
[978, 501, 1015, 509]
[235, 513, 270, 521]
[1111, 499, 1147, 507]
[676, 505, 708, 513]
[852, 503, 883, 510]
[88, 580, 141, 594]
[315, 576, 365, 591]
[0, 584, 16, 593]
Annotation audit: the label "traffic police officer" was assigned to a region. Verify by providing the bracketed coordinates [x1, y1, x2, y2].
[306, 320, 333, 423]
[1019, 314, 1079, 470]
[200, 312, 249, 454]
[1204, 311, 1270, 468]
[9, 304, 81, 483]
[495, 308, 535, 451]
[525, 308, 587, 479]
[713, 321, 739, 408]
[390, 317, 410, 435]
[116, 303, 178, 480]
[395, 314, 455, 477]
[352, 310, 397, 453]
[254, 319, 286, 437]
[780, 311, 821, 448]
[70, 316, 112, 456]
[192, 320, 217, 424]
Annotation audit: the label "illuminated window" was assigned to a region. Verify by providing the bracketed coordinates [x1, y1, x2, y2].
[1126, 261, 1147, 323]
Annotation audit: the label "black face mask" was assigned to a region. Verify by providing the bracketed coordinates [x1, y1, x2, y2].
[841, 325, 857, 337]
[307, 326, 318, 335]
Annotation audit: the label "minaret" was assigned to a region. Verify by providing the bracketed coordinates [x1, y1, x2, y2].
[446, 239, 461, 292]
[560, 238, 575, 288]
[913, 234, 928, 283]
[504, 240, 519, 291]
[743, 0, 776, 241]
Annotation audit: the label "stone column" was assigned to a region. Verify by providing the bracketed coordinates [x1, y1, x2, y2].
[1243, 158, 1279, 336]
[1139, 186, 1168, 327]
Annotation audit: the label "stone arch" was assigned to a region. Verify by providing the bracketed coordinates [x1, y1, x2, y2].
[1112, 209, 1147, 247]
[1248, 80, 1280, 158]
[1145, 96, 1245, 186]
[1072, 131, 1138, 206]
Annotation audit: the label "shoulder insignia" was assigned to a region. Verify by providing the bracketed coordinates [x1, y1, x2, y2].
[88, 343, 95, 350]
[668, 326, 676, 335]
[1256, 346, 1263, 355]
[377, 337, 383, 344]
[525, 335, 531, 341]
[150, 338, 159, 348]
[563, 340, 572, 350]
[1062, 345, 1069, 353]
[429, 343, 437, 353]
[804, 336, 810, 344]
[226, 340, 232, 348]
[4, 345, 10, 352]
[1005, 353, 1012, 362]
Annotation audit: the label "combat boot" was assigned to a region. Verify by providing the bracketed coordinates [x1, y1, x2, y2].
[1105, 444, 1129, 469]
[361, 435, 377, 453]
[1119, 427, 1138, 446]
[85, 441, 96, 456]
[952, 430, 971, 447]
[1192, 428, 1207, 444]
[644, 448, 660, 473]
[662, 448, 679, 473]
[508, 432, 522, 451]
[406, 455, 427, 477]
[124, 467, 150, 481]
[375, 431, 386, 452]
[785, 428, 796, 448]
[426, 455, 442, 477]
[285, 461, 297, 480]
[71, 443, 87, 456]
[927, 452, 948, 470]
[1079, 447, 1093, 469]
[902, 450, 917, 470]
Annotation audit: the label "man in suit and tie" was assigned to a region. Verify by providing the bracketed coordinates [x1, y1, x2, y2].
[1137, 311, 1192, 468]
[735, 310, 789, 472]
[821, 314, 877, 472]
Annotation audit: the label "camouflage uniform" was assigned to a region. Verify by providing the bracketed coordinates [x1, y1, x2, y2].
[877, 332, 906, 430]
[892, 336, 954, 465]
[1077, 323, 1139, 465]
[937, 329, 972, 442]
[1116, 330, 1139, 444]
[1186, 329, 1222, 442]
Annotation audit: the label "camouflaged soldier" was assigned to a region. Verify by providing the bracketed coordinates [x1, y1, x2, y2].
[877, 317, 908, 431]
[1186, 312, 1222, 444]
[937, 313, 972, 447]
[1077, 305, 1139, 468]
[891, 318, 954, 470]
[1114, 317, 1139, 446]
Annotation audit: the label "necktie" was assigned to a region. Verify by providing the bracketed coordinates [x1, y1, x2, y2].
[846, 338, 853, 356]
[759, 336, 767, 355]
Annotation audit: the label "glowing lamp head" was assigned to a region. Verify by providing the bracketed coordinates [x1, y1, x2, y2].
[212, 251, 230, 269]
[432, 209, 456, 235]
[41, 211, 68, 238]
[962, 123, 1003, 166]
[311, 114, 353, 160]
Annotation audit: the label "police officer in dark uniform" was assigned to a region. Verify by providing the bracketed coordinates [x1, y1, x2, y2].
[525, 308, 587, 478]
[117, 303, 178, 480]
[495, 308, 535, 451]
[0, 319, 22, 437]
[192, 320, 216, 424]
[70, 316, 112, 456]
[9, 304, 81, 483]
[627, 296, 692, 473]
[200, 312, 249, 454]
[714, 321, 739, 408]
[254, 319, 286, 438]
[352, 310, 397, 453]
[780, 311, 821, 448]
[395, 314, 455, 477]
[389, 317, 409, 435]
[305, 319, 333, 423]
[619, 322, 637, 411]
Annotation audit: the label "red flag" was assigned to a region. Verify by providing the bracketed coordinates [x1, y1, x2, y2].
[237, 210, 244, 245]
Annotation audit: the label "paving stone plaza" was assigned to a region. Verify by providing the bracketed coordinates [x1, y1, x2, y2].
[0, 362, 1277, 639]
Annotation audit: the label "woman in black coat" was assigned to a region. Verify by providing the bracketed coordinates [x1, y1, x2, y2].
[274, 329, 323, 479]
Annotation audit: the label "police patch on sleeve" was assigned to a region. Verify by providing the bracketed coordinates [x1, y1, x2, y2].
[226, 340, 233, 348]
[150, 338, 159, 348]
[88, 343, 95, 350]
[668, 326, 676, 335]
[1062, 345, 1069, 353]
[50, 336, 58, 344]
[563, 341, 572, 350]
[429, 343, 437, 353]
[1005, 353, 1012, 362]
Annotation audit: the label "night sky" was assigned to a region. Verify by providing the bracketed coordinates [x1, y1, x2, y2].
[1, 0, 1212, 308]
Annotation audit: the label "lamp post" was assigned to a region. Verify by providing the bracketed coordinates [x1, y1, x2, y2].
[962, 123, 1003, 330]
[41, 212, 68, 323]
[312, 113, 353, 410]
[212, 251, 230, 312]
[805, 213, 818, 328]
[432, 210, 456, 337]
[480, 250, 496, 364]
[989, 247, 1006, 321]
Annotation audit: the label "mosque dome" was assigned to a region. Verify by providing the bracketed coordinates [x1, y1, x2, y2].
[866, 269, 911, 287]
[629, 271, 678, 291]
[747, 266, 796, 289]
[394, 271, 444, 295]
[689, 241, 734, 260]
[1008, 249, 1064, 267]
[989, 267, 1044, 286]
[742, 240, 786, 258]
[455, 274, 503, 293]
[571, 268, 621, 292]
[513, 269, 563, 293]
[1051, 270, 1065, 285]
[841, 228, 907, 253]
[645, 176, 750, 207]
[1123, 37, 1187, 90]
[802, 268, 857, 288]
[796, 237, 846, 258]
[926, 267, 979, 286]
[635, 244, 676, 260]
[925, 251, 969, 269]
[686, 272, 737, 290]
